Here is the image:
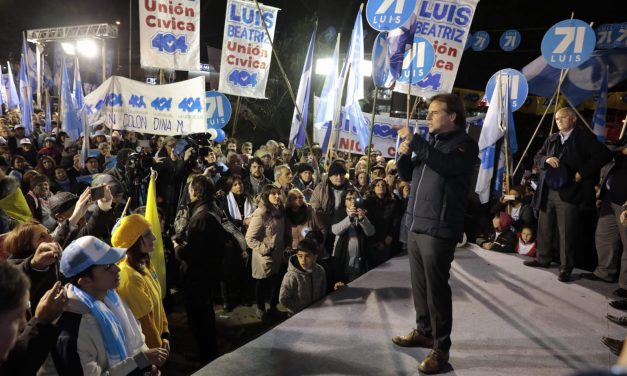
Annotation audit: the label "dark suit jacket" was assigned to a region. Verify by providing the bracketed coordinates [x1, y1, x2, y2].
[532, 126, 612, 211]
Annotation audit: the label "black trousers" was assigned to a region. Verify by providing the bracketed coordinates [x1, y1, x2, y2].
[255, 274, 280, 310]
[407, 232, 456, 352]
[183, 288, 218, 362]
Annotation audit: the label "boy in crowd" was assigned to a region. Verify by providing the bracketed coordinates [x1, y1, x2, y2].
[39, 236, 168, 375]
[279, 238, 326, 316]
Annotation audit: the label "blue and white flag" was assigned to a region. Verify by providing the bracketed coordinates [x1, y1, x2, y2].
[475, 77, 518, 204]
[23, 39, 38, 96]
[523, 49, 627, 106]
[387, 10, 417, 81]
[314, 37, 340, 155]
[61, 58, 82, 141]
[289, 29, 316, 149]
[6, 61, 20, 109]
[344, 8, 370, 151]
[19, 54, 34, 137]
[74, 57, 84, 110]
[80, 108, 90, 168]
[591, 68, 608, 142]
[44, 91, 52, 133]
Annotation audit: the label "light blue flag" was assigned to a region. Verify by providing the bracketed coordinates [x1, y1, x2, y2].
[18, 53, 34, 137]
[61, 58, 82, 141]
[6, 61, 20, 109]
[476, 77, 511, 204]
[289, 28, 316, 149]
[343, 8, 370, 152]
[592, 68, 608, 143]
[314, 37, 339, 155]
[23, 39, 38, 94]
[44, 92, 52, 133]
[74, 57, 84, 109]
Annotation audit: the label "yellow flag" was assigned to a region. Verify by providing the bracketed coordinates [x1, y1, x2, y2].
[145, 172, 166, 298]
[0, 186, 33, 223]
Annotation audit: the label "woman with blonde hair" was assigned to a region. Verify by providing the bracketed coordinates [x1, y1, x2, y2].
[112, 214, 170, 352]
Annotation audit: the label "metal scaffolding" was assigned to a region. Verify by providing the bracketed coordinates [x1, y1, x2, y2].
[26, 24, 118, 106]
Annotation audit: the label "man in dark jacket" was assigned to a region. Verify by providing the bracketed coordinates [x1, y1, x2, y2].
[392, 94, 478, 374]
[524, 107, 612, 282]
[174, 175, 227, 363]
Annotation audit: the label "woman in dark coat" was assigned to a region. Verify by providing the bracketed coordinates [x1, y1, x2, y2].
[364, 178, 400, 267]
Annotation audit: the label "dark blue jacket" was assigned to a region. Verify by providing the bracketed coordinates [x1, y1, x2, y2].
[398, 128, 478, 242]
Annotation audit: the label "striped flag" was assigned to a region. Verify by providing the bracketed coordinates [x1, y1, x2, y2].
[6, 61, 19, 109]
[592, 68, 608, 142]
[18, 53, 34, 137]
[314, 36, 339, 155]
[145, 171, 166, 298]
[289, 28, 316, 149]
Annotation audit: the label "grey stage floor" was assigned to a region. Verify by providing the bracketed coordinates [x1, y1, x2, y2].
[196, 244, 625, 376]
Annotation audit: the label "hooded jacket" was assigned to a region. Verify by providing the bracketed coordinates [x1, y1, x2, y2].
[279, 255, 326, 315]
[38, 286, 151, 376]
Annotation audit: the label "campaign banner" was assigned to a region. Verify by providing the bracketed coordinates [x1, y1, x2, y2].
[139, 0, 200, 71]
[395, 0, 479, 97]
[313, 108, 485, 158]
[219, 0, 280, 99]
[83, 76, 207, 136]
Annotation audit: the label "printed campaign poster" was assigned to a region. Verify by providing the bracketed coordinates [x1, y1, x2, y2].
[313, 109, 485, 158]
[139, 0, 200, 71]
[395, 0, 479, 97]
[84, 76, 207, 136]
[219, 0, 280, 99]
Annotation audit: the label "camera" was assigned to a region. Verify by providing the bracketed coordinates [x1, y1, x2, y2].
[354, 196, 365, 209]
[185, 134, 211, 159]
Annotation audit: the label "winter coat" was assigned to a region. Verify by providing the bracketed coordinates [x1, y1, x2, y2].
[397, 128, 478, 242]
[532, 126, 612, 211]
[38, 287, 151, 376]
[245, 202, 286, 279]
[279, 255, 326, 316]
[175, 199, 227, 289]
[331, 212, 375, 282]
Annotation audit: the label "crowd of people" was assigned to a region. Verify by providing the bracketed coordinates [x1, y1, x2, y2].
[0, 98, 626, 375]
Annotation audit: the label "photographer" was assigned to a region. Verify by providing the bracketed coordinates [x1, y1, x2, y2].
[490, 186, 536, 233]
[330, 188, 374, 288]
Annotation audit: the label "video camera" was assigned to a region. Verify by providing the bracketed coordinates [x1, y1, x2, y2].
[185, 134, 212, 159]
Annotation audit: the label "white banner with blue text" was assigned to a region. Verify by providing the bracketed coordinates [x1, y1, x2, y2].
[84, 76, 207, 136]
[313, 106, 485, 158]
[394, 0, 479, 97]
[139, 0, 200, 71]
[219, 0, 280, 99]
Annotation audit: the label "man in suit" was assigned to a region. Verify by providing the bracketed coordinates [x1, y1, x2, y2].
[524, 107, 612, 282]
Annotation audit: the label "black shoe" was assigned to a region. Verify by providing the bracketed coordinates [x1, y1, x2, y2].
[602, 336, 624, 356]
[607, 314, 627, 327]
[558, 270, 571, 282]
[614, 288, 627, 298]
[610, 299, 627, 310]
[524, 260, 550, 268]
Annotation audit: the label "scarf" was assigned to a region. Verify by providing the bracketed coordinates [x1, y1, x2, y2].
[227, 192, 254, 221]
[286, 204, 308, 225]
[70, 285, 144, 366]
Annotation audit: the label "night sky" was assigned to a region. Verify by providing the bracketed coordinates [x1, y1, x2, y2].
[0, 0, 621, 91]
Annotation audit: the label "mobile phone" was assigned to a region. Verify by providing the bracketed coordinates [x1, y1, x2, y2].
[90, 185, 106, 201]
[503, 194, 516, 201]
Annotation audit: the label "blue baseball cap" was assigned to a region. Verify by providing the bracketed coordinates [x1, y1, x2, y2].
[60, 236, 126, 278]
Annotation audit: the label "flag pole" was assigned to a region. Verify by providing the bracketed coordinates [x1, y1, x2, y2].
[502, 74, 511, 208]
[252, 0, 319, 175]
[231, 95, 242, 139]
[366, 86, 378, 177]
[619, 114, 627, 141]
[512, 68, 569, 177]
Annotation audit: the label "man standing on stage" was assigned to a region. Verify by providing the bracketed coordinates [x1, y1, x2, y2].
[393, 94, 478, 374]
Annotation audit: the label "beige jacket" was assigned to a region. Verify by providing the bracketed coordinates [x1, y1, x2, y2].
[246, 202, 286, 279]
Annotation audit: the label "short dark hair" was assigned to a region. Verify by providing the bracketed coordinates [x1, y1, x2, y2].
[430, 93, 466, 128]
[190, 174, 215, 201]
[297, 238, 318, 255]
[0, 262, 30, 315]
[249, 156, 265, 169]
